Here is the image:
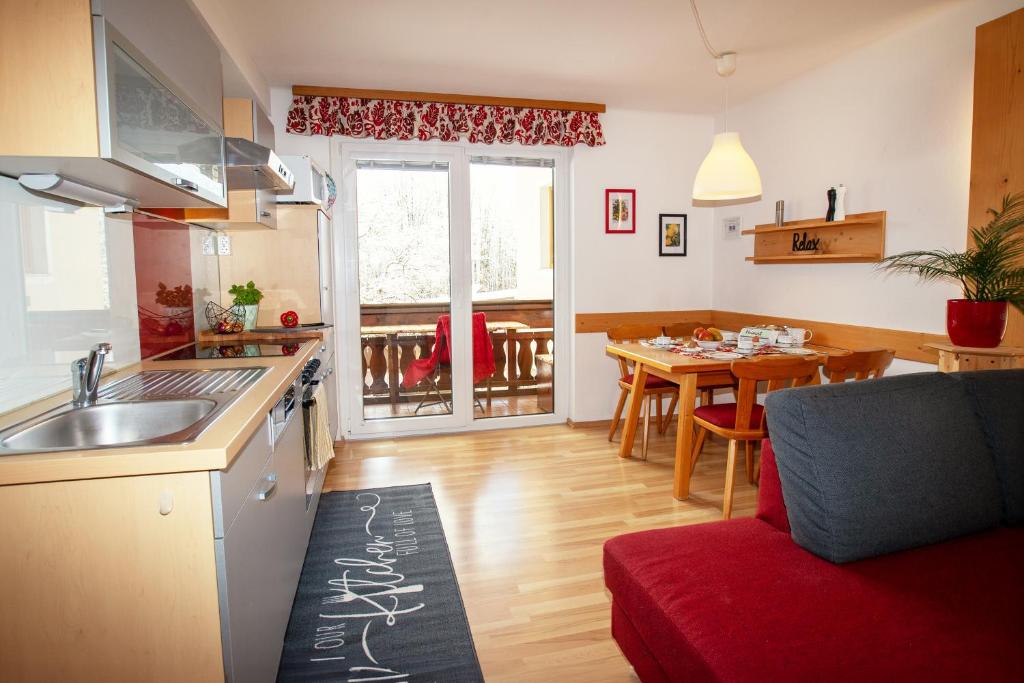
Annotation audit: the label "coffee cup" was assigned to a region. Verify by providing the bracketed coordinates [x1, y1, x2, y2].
[721, 331, 738, 342]
[653, 335, 671, 345]
[787, 328, 812, 346]
[777, 334, 794, 346]
[737, 336, 755, 352]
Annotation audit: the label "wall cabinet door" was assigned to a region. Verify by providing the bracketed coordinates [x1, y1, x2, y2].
[97, 19, 226, 207]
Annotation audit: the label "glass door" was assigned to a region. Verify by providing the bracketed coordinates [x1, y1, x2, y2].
[469, 156, 556, 419]
[340, 148, 470, 434]
[338, 142, 567, 437]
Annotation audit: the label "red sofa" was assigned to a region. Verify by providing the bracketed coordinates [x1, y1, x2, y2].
[603, 440, 1024, 682]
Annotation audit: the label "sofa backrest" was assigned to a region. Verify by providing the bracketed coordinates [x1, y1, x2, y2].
[765, 372, 1007, 564]
[950, 370, 1024, 524]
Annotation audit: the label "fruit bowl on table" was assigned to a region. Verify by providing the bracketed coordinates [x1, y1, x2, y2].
[696, 340, 720, 351]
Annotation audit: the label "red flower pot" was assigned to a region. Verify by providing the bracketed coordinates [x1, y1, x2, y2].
[946, 299, 1008, 348]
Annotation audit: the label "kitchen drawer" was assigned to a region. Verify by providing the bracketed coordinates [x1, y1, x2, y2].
[210, 416, 272, 539]
[216, 410, 308, 682]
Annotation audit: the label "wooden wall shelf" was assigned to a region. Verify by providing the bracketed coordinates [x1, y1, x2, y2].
[746, 211, 886, 264]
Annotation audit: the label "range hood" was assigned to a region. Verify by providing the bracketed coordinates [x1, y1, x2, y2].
[224, 137, 295, 192]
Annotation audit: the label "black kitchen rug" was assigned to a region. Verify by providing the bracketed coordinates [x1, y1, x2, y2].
[277, 484, 484, 682]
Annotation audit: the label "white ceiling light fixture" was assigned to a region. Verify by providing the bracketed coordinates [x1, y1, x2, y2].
[690, 0, 762, 203]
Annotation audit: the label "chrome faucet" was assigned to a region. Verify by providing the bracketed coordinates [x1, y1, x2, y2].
[71, 343, 112, 407]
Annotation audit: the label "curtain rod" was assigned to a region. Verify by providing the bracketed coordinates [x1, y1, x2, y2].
[291, 85, 606, 113]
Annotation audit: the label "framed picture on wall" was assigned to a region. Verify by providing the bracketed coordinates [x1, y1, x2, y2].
[605, 189, 636, 233]
[658, 214, 687, 256]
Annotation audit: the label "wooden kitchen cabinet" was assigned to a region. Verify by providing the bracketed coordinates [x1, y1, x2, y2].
[0, 0, 228, 209]
[0, 471, 225, 682]
[0, 414, 314, 682]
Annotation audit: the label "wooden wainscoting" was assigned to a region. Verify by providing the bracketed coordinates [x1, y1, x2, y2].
[709, 311, 943, 363]
[574, 310, 714, 334]
[575, 310, 943, 363]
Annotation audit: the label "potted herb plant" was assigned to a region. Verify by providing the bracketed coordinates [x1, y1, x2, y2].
[879, 193, 1024, 347]
[228, 281, 264, 331]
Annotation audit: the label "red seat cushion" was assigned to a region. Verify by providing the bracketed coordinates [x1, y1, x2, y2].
[604, 521, 1024, 682]
[693, 402, 764, 429]
[622, 372, 675, 389]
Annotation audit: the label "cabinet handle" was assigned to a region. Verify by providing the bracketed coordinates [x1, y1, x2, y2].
[260, 210, 271, 218]
[257, 475, 278, 501]
[174, 178, 199, 192]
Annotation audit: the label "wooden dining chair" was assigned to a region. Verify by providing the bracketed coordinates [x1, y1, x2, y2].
[824, 348, 895, 383]
[607, 324, 678, 459]
[690, 356, 820, 519]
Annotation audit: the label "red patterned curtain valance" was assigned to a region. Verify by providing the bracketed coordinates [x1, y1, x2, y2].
[286, 96, 605, 147]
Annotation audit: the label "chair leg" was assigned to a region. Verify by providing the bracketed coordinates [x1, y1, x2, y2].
[655, 394, 663, 434]
[745, 441, 756, 485]
[641, 395, 653, 461]
[690, 426, 707, 474]
[723, 439, 739, 520]
[700, 388, 714, 406]
[661, 394, 678, 434]
[608, 387, 629, 441]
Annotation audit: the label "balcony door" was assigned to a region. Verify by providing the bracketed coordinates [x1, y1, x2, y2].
[337, 142, 569, 437]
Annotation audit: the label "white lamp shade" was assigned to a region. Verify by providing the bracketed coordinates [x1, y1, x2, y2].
[692, 132, 763, 201]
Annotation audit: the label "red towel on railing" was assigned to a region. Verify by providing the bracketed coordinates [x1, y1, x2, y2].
[401, 313, 496, 389]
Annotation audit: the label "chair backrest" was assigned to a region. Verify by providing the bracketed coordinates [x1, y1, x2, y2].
[663, 321, 713, 338]
[730, 356, 820, 431]
[607, 324, 663, 378]
[824, 348, 895, 383]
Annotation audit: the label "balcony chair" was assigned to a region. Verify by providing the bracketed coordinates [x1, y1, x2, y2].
[690, 356, 819, 519]
[401, 312, 496, 413]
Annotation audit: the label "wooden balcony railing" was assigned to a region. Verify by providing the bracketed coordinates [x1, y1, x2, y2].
[358, 301, 553, 405]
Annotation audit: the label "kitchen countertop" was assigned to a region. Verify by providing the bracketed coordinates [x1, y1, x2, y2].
[0, 338, 320, 487]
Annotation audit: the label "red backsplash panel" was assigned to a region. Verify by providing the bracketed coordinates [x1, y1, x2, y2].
[133, 214, 195, 359]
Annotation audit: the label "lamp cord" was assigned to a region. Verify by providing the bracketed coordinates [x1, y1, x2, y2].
[689, 0, 722, 59]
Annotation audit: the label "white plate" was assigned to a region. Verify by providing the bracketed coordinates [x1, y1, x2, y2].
[709, 351, 742, 360]
[780, 347, 816, 355]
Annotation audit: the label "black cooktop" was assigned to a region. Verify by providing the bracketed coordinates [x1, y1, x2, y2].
[155, 340, 312, 361]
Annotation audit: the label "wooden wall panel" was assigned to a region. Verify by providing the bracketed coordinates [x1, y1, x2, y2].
[574, 310, 713, 334]
[574, 309, 943, 363]
[969, 8, 1024, 345]
[0, 0, 99, 157]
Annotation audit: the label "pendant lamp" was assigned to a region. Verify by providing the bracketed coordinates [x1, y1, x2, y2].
[689, 2, 762, 202]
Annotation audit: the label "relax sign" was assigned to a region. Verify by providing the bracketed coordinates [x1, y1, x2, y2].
[792, 231, 821, 252]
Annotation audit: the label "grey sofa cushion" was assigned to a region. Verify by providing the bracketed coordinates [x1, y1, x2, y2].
[951, 370, 1024, 525]
[765, 372, 1002, 563]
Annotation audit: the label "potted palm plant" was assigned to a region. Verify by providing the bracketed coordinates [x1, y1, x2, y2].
[879, 193, 1024, 348]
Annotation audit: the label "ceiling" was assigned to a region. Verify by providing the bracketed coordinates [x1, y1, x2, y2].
[215, 0, 959, 114]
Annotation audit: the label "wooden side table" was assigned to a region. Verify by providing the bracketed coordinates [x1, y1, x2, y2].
[924, 342, 1024, 372]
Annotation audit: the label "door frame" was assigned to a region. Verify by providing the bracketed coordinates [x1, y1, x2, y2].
[332, 139, 572, 438]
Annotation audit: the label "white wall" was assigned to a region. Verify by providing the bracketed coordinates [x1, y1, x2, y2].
[711, 0, 1022, 375]
[571, 109, 716, 421]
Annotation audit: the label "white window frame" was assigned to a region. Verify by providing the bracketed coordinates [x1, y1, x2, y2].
[332, 138, 572, 438]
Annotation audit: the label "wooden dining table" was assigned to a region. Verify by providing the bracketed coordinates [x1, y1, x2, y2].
[606, 342, 836, 500]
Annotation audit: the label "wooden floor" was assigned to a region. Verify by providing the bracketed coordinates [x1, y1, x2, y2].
[325, 421, 758, 682]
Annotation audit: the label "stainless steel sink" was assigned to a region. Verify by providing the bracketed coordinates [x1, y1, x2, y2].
[0, 367, 268, 454]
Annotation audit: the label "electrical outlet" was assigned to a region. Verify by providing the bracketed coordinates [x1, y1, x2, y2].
[723, 216, 741, 239]
[216, 234, 232, 256]
[201, 234, 215, 255]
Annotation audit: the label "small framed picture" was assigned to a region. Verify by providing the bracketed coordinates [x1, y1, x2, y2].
[605, 189, 636, 234]
[659, 214, 687, 256]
